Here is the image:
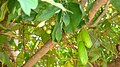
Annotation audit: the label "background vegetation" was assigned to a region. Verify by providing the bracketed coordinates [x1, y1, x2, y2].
[0, 0, 120, 67]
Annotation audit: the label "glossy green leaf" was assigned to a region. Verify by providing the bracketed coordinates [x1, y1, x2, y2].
[18, 0, 38, 16]
[36, 5, 59, 21]
[7, 0, 17, 13]
[77, 19, 85, 29]
[78, 41, 88, 65]
[18, 43, 23, 50]
[0, 35, 7, 43]
[64, 3, 82, 32]
[41, 0, 67, 11]
[63, 13, 70, 26]
[55, 23, 62, 42]
[0, 1, 7, 22]
[52, 23, 57, 41]
[52, 11, 62, 41]
[77, 31, 82, 43]
[81, 28, 92, 48]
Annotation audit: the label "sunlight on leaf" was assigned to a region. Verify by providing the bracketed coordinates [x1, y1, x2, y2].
[41, 0, 67, 11]
[18, 0, 38, 16]
[0, 1, 7, 22]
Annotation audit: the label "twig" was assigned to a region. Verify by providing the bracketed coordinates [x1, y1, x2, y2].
[90, 0, 110, 27]
[88, 62, 94, 67]
[21, 23, 37, 27]
[100, 44, 118, 56]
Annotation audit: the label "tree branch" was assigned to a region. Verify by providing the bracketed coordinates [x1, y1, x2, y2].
[90, 0, 110, 27]
[88, 0, 108, 22]
[80, 0, 87, 8]
[22, 39, 57, 67]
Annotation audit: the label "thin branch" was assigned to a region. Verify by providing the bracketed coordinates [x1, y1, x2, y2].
[80, 0, 87, 8]
[21, 23, 37, 27]
[101, 12, 120, 24]
[88, 0, 107, 22]
[88, 62, 94, 67]
[90, 0, 110, 27]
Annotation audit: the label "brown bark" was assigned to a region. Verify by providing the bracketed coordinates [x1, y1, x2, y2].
[81, 0, 87, 8]
[22, 39, 57, 67]
[107, 58, 120, 67]
[88, 0, 107, 22]
[90, 0, 110, 27]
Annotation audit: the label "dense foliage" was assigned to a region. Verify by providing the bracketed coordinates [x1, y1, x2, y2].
[0, 0, 120, 67]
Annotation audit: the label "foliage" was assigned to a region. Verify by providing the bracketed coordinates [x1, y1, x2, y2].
[0, 0, 120, 67]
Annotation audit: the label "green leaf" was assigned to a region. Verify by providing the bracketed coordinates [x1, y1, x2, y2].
[18, 43, 23, 50]
[77, 31, 82, 43]
[0, 1, 7, 22]
[4, 53, 11, 67]
[55, 23, 62, 42]
[18, 0, 38, 16]
[7, 11, 18, 25]
[77, 19, 85, 29]
[9, 39, 16, 46]
[34, 28, 50, 43]
[24, 52, 30, 61]
[90, 52, 100, 63]
[36, 5, 59, 21]
[0, 35, 7, 43]
[63, 13, 70, 26]
[21, 10, 37, 21]
[16, 51, 24, 66]
[52, 23, 57, 41]
[64, 3, 82, 32]
[111, 0, 120, 11]
[0, 52, 11, 67]
[79, 4, 89, 22]
[7, 0, 17, 13]
[41, 0, 67, 11]
[52, 11, 62, 41]
[78, 41, 88, 65]
[0, 52, 5, 66]
[81, 28, 92, 48]
[101, 60, 107, 67]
